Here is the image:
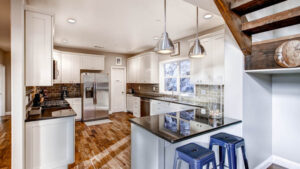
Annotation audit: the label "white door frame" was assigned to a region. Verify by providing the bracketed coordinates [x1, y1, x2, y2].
[110, 66, 127, 113]
[0, 64, 5, 117]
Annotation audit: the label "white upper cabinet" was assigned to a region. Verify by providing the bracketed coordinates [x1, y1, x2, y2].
[127, 52, 158, 84]
[81, 54, 105, 70]
[25, 10, 53, 86]
[191, 32, 225, 84]
[58, 51, 105, 84]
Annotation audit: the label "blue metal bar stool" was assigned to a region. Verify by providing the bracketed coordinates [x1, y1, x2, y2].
[208, 132, 249, 169]
[173, 143, 217, 169]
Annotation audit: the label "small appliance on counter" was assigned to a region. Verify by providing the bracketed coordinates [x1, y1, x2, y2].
[32, 93, 41, 107]
[61, 86, 69, 99]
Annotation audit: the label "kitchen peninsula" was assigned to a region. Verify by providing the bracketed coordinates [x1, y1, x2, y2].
[130, 109, 242, 169]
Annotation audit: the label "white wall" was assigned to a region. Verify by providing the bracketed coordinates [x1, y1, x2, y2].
[272, 74, 300, 164]
[224, 26, 244, 120]
[243, 74, 273, 168]
[11, 0, 26, 168]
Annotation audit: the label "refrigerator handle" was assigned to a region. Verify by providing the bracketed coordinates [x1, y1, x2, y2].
[93, 82, 97, 104]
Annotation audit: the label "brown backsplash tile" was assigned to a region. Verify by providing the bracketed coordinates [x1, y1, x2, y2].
[36, 84, 81, 99]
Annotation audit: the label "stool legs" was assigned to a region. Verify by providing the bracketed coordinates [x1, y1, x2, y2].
[241, 145, 249, 169]
[219, 147, 226, 169]
[227, 146, 237, 169]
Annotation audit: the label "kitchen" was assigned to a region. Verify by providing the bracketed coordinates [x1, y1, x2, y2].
[1, 0, 300, 169]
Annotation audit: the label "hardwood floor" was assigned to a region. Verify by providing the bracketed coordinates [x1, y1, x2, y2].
[0, 115, 11, 169]
[69, 112, 134, 169]
[268, 164, 287, 169]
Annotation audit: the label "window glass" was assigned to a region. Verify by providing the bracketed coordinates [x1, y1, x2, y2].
[180, 60, 191, 76]
[164, 62, 178, 77]
[180, 78, 194, 93]
[164, 78, 177, 91]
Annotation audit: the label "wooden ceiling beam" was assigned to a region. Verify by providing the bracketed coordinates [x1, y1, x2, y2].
[231, 0, 287, 16]
[242, 6, 300, 35]
[214, 0, 252, 56]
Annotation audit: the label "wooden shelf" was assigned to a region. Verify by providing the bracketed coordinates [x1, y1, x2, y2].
[245, 68, 300, 74]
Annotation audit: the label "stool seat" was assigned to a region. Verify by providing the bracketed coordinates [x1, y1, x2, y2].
[209, 132, 249, 169]
[173, 143, 217, 169]
[211, 132, 244, 145]
[177, 143, 214, 160]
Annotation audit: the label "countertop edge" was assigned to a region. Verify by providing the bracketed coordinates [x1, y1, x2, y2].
[129, 119, 242, 144]
[129, 94, 206, 108]
[25, 114, 77, 122]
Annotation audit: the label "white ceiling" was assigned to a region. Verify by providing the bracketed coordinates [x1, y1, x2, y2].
[27, 0, 224, 54]
[0, 0, 10, 51]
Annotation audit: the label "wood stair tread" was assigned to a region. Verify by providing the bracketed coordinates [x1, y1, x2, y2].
[231, 0, 287, 16]
[242, 6, 300, 35]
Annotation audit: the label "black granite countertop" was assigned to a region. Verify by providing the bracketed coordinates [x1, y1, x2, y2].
[130, 93, 209, 108]
[25, 108, 77, 122]
[129, 109, 241, 143]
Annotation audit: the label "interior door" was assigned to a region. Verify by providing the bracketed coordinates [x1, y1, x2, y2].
[111, 67, 126, 113]
[0, 65, 5, 116]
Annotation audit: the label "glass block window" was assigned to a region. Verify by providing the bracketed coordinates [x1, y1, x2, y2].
[162, 59, 194, 95]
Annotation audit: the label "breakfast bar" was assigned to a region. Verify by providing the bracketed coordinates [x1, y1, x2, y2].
[130, 109, 242, 169]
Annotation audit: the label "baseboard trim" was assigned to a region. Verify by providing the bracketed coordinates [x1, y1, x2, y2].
[254, 155, 300, 169]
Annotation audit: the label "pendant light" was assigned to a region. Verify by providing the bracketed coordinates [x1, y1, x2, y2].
[155, 0, 174, 55]
[189, 7, 206, 58]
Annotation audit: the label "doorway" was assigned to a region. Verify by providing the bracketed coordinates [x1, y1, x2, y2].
[110, 67, 126, 113]
[0, 64, 5, 116]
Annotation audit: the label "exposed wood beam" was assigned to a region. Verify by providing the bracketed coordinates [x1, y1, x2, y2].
[214, 0, 252, 56]
[231, 0, 287, 16]
[242, 6, 300, 35]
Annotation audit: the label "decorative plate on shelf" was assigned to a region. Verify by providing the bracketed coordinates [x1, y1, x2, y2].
[274, 40, 300, 68]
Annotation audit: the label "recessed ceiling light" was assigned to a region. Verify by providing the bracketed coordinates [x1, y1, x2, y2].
[94, 45, 104, 49]
[67, 18, 77, 24]
[62, 39, 68, 43]
[203, 13, 213, 19]
[153, 36, 159, 40]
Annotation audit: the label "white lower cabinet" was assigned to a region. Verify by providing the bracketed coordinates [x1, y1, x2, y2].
[150, 100, 196, 115]
[26, 117, 75, 169]
[127, 95, 140, 117]
[66, 98, 82, 121]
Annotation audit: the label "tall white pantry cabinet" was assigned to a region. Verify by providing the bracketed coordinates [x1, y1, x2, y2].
[25, 10, 54, 86]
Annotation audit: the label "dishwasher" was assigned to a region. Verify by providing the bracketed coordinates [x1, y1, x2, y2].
[140, 97, 150, 117]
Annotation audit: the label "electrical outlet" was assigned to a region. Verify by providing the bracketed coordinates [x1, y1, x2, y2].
[201, 89, 206, 95]
[201, 109, 206, 114]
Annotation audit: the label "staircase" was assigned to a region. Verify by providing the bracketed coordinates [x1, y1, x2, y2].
[214, 0, 300, 56]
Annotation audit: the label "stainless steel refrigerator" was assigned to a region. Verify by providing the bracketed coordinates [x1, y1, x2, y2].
[81, 72, 109, 121]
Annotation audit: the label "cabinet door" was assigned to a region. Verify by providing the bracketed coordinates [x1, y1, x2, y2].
[150, 53, 159, 83]
[72, 54, 80, 83]
[127, 59, 133, 83]
[25, 11, 53, 86]
[53, 51, 62, 84]
[142, 54, 151, 83]
[61, 53, 73, 83]
[211, 34, 225, 84]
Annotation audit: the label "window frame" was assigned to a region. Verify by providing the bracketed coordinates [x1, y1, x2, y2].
[159, 58, 195, 96]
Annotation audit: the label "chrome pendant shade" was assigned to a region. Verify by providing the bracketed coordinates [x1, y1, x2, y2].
[189, 7, 206, 58]
[155, 32, 174, 54]
[155, 0, 174, 55]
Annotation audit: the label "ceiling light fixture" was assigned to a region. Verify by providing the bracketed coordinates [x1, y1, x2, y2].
[94, 45, 104, 49]
[154, 0, 174, 55]
[189, 7, 206, 58]
[203, 13, 213, 19]
[62, 39, 68, 43]
[67, 18, 77, 24]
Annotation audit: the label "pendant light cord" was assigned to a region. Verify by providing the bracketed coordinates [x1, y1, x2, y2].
[196, 7, 199, 38]
[164, 0, 167, 32]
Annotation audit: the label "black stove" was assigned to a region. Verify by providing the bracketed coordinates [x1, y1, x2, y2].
[41, 100, 70, 109]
